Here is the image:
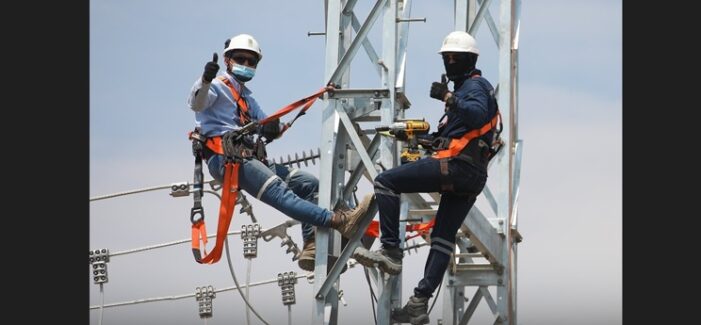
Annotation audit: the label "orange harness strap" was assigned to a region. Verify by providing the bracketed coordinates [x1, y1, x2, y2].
[204, 136, 224, 155]
[432, 112, 501, 159]
[191, 162, 240, 264]
[218, 76, 251, 125]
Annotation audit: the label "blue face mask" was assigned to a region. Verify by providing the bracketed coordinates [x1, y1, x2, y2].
[231, 63, 256, 82]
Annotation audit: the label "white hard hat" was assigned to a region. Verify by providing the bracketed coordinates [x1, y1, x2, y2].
[224, 34, 263, 61]
[439, 31, 479, 55]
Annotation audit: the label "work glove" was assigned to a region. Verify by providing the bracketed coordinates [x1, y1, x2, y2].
[260, 119, 282, 142]
[430, 81, 449, 101]
[222, 129, 249, 161]
[202, 52, 219, 83]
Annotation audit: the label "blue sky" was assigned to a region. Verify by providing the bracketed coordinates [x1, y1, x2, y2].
[90, 0, 621, 324]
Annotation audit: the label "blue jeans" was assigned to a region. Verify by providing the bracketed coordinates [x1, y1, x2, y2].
[373, 157, 487, 298]
[207, 154, 330, 241]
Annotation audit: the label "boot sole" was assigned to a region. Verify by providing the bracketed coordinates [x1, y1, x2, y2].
[410, 315, 430, 325]
[391, 311, 429, 325]
[352, 247, 402, 275]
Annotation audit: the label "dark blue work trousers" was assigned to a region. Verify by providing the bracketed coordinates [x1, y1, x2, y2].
[373, 156, 487, 298]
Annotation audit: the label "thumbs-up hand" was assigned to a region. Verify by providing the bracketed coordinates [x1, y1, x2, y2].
[430, 80, 449, 101]
[202, 52, 219, 83]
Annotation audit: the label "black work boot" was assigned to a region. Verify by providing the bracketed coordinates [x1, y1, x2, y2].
[297, 237, 348, 274]
[391, 295, 430, 325]
[329, 194, 375, 239]
[353, 246, 403, 275]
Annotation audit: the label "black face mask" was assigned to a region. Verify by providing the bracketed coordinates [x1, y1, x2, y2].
[443, 53, 477, 81]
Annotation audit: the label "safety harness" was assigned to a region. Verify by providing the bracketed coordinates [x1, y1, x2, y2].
[188, 80, 330, 264]
[430, 74, 503, 193]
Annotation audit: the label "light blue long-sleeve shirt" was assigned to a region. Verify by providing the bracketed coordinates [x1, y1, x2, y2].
[187, 72, 267, 137]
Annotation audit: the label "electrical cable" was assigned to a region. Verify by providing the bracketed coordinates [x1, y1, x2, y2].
[110, 230, 242, 257]
[224, 237, 270, 325]
[363, 267, 378, 325]
[245, 258, 252, 325]
[427, 280, 442, 315]
[89, 273, 309, 309]
[90, 184, 173, 201]
[98, 283, 105, 325]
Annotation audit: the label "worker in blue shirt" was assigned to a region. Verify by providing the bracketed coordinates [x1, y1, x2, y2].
[187, 34, 373, 272]
[353, 31, 500, 325]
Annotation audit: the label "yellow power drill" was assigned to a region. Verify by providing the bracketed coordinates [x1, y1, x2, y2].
[376, 120, 431, 163]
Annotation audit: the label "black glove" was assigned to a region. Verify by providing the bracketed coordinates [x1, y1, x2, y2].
[202, 52, 219, 83]
[260, 119, 282, 142]
[430, 81, 449, 101]
[222, 129, 244, 159]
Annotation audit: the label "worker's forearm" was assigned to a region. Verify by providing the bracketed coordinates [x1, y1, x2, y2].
[191, 81, 212, 112]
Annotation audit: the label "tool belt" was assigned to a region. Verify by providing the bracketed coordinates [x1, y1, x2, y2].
[192, 130, 268, 164]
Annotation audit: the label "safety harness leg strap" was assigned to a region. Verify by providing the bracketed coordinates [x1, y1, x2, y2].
[439, 159, 454, 192]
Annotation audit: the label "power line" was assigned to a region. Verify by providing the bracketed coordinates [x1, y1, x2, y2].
[89, 273, 310, 310]
[110, 230, 243, 257]
[89, 179, 219, 202]
[90, 184, 174, 201]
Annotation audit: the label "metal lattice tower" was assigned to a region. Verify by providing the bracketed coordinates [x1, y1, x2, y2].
[313, 0, 522, 324]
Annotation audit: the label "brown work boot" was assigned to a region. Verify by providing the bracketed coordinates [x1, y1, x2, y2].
[297, 238, 316, 272]
[297, 237, 348, 274]
[329, 193, 375, 239]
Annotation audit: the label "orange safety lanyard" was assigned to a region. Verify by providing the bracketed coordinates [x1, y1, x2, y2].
[191, 162, 240, 264]
[364, 218, 436, 239]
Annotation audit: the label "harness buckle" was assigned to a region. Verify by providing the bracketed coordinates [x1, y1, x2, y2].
[191, 206, 205, 224]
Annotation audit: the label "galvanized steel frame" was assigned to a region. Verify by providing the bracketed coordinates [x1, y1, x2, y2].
[313, 0, 521, 324]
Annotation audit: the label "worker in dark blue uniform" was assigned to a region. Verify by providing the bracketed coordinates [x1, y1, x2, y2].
[353, 31, 500, 325]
